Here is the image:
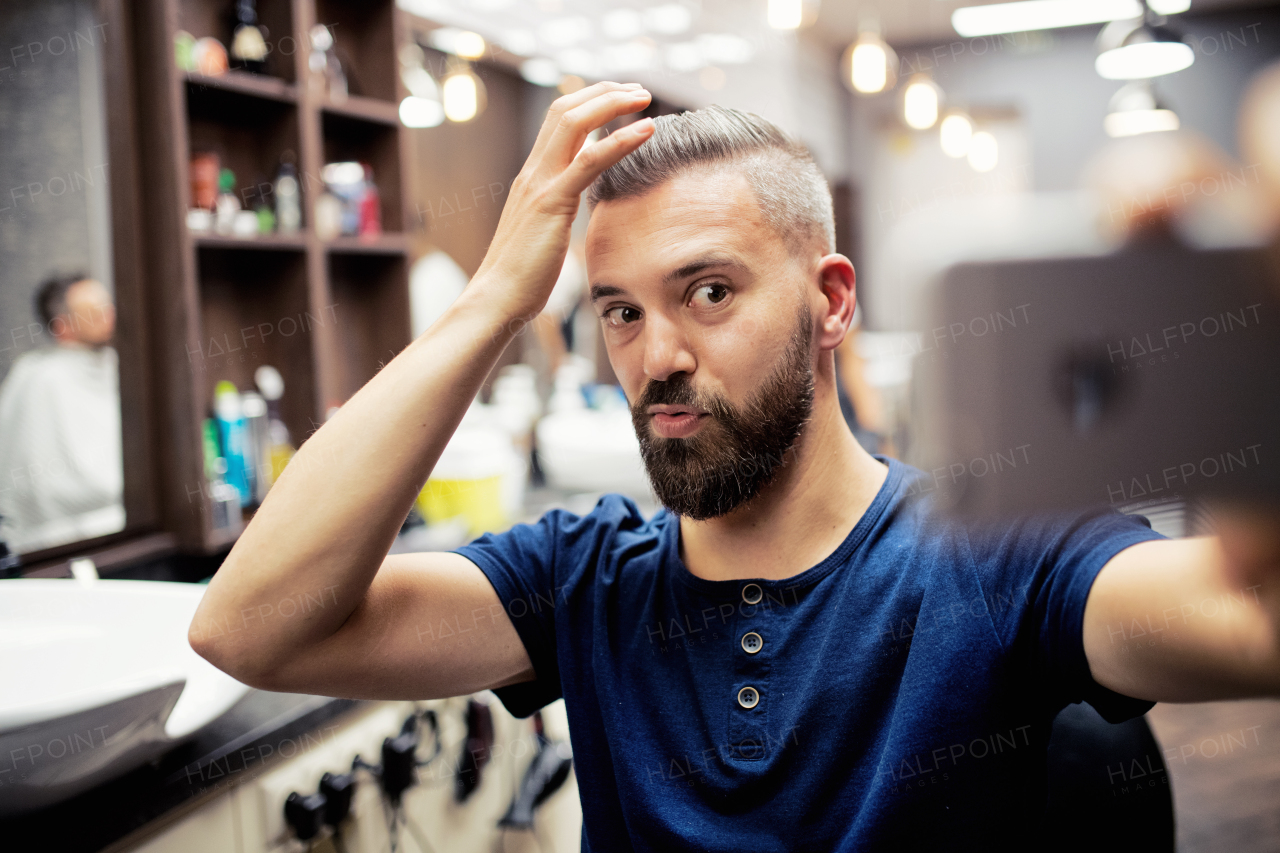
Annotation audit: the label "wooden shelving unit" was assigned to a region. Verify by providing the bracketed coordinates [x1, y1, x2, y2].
[133, 0, 412, 552]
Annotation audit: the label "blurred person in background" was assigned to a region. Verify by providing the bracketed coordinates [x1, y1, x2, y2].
[0, 274, 123, 552]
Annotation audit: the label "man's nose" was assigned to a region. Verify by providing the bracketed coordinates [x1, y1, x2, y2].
[641, 311, 697, 383]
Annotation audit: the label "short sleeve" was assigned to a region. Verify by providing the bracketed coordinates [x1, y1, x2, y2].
[453, 510, 573, 718]
[965, 506, 1168, 724]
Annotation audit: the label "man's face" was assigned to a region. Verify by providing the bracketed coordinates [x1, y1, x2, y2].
[585, 168, 819, 519]
[58, 279, 115, 347]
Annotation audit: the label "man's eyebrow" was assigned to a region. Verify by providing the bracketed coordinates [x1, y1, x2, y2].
[590, 255, 746, 303]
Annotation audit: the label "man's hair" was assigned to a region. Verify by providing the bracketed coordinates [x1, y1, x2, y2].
[35, 272, 90, 327]
[587, 105, 835, 256]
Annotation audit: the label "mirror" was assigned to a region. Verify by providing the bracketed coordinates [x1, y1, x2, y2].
[0, 0, 123, 554]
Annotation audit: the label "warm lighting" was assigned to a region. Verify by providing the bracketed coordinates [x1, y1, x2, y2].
[399, 96, 444, 128]
[968, 130, 998, 172]
[1104, 80, 1180, 136]
[952, 0, 1142, 38]
[443, 69, 485, 122]
[903, 75, 940, 130]
[454, 31, 486, 59]
[940, 112, 973, 157]
[768, 0, 803, 29]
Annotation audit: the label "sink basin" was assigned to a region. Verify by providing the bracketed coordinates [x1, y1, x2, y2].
[0, 579, 250, 816]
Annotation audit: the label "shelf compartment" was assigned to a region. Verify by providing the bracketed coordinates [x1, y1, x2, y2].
[312, 0, 397, 101]
[187, 84, 300, 227]
[321, 111, 403, 232]
[194, 246, 318, 448]
[326, 253, 410, 404]
[177, 0, 297, 82]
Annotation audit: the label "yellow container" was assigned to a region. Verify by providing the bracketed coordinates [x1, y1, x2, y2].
[416, 474, 505, 537]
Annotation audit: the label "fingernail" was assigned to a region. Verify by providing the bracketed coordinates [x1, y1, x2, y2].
[623, 82, 643, 89]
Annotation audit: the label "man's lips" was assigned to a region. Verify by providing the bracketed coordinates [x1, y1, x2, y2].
[647, 405, 709, 438]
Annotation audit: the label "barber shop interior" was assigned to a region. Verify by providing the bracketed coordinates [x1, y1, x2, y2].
[3, 0, 1280, 850]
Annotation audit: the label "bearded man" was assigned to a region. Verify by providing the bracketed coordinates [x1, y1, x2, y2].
[192, 84, 1280, 851]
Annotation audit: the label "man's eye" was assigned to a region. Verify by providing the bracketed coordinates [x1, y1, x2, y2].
[691, 283, 729, 308]
[602, 306, 641, 327]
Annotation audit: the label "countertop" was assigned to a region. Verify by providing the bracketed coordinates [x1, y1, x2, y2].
[0, 689, 366, 853]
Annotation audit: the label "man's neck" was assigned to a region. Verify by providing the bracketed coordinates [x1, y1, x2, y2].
[677, 390, 889, 583]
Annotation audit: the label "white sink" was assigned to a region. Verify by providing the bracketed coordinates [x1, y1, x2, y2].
[0, 579, 250, 816]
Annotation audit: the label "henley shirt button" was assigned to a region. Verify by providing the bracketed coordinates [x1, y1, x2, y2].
[741, 631, 763, 654]
[741, 583, 763, 605]
[737, 685, 760, 709]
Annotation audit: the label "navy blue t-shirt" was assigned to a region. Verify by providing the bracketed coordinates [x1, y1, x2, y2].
[453, 457, 1166, 851]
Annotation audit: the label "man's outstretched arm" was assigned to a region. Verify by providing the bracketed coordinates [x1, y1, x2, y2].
[189, 82, 656, 698]
[1083, 521, 1280, 703]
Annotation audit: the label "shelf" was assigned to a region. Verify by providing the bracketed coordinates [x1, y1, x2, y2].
[194, 233, 307, 251]
[322, 95, 399, 127]
[314, 0, 398, 101]
[324, 233, 408, 255]
[177, 0, 297, 81]
[321, 111, 403, 231]
[185, 71, 297, 104]
[327, 253, 410, 403]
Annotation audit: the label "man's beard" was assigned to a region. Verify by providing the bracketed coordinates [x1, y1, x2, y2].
[630, 303, 815, 520]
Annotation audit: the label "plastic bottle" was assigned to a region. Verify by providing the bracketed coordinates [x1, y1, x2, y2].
[275, 158, 301, 234]
[358, 163, 382, 237]
[215, 168, 240, 235]
[213, 380, 251, 505]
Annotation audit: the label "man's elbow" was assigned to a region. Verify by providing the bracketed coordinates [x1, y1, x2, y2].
[188, 621, 283, 692]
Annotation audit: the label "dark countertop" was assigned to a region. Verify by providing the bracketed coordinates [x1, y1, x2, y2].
[0, 690, 369, 853]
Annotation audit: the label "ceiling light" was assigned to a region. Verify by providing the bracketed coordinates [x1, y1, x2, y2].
[842, 30, 897, 95]
[519, 58, 561, 87]
[539, 16, 593, 48]
[968, 130, 998, 171]
[1147, 0, 1191, 13]
[1103, 80, 1180, 136]
[903, 75, 941, 130]
[1096, 19, 1194, 79]
[940, 112, 973, 157]
[443, 68, 485, 122]
[768, 0, 804, 29]
[399, 96, 444, 128]
[498, 29, 537, 57]
[952, 0, 1142, 38]
[665, 41, 705, 72]
[453, 31, 486, 59]
[697, 33, 755, 65]
[398, 44, 439, 100]
[556, 47, 599, 77]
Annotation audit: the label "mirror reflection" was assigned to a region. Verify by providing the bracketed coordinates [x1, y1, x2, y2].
[0, 0, 122, 554]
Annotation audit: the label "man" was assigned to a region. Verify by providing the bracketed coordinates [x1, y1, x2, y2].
[192, 85, 1280, 850]
[0, 274, 123, 552]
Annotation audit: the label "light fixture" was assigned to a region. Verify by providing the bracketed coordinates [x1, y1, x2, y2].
[968, 130, 998, 171]
[399, 96, 444, 128]
[1095, 17, 1194, 79]
[1104, 80, 1180, 136]
[442, 62, 486, 122]
[903, 74, 941, 130]
[768, 0, 803, 29]
[453, 31, 486, 59]
[940, 111, 973, 157]
[1147, 0, 1190, 13]
[952, 0, 1142, 38]
[841, 26, 897, 95]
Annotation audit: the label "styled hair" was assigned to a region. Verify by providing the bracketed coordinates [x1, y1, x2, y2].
[35, 272, 90, 327]
[587, 105, 835, 256]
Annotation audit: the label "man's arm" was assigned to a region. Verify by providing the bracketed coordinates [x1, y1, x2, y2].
[189, 82, 656, 697]
[1083, 533, 1280, 703]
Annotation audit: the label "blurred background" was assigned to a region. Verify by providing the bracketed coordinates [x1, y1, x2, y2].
[1, 0, 1278, 850]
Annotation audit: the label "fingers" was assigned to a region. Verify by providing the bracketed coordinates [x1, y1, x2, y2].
[529, 81, 650, 163]
[558, 118, 656, 197]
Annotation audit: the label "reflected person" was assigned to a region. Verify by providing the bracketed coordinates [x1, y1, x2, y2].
[0, 274, 123, 552]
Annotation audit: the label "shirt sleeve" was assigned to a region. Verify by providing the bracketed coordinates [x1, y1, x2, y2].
[964, 506, 1168, 724]
[453, 509, 573, 718]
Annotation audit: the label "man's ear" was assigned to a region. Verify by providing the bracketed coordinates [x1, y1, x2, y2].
[815, 253, 856, 352]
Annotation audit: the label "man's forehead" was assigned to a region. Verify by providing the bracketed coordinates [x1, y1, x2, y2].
[585, 169, 774, 269]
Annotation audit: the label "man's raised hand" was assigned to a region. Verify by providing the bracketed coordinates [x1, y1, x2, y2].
[471, 81, 654, 320]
